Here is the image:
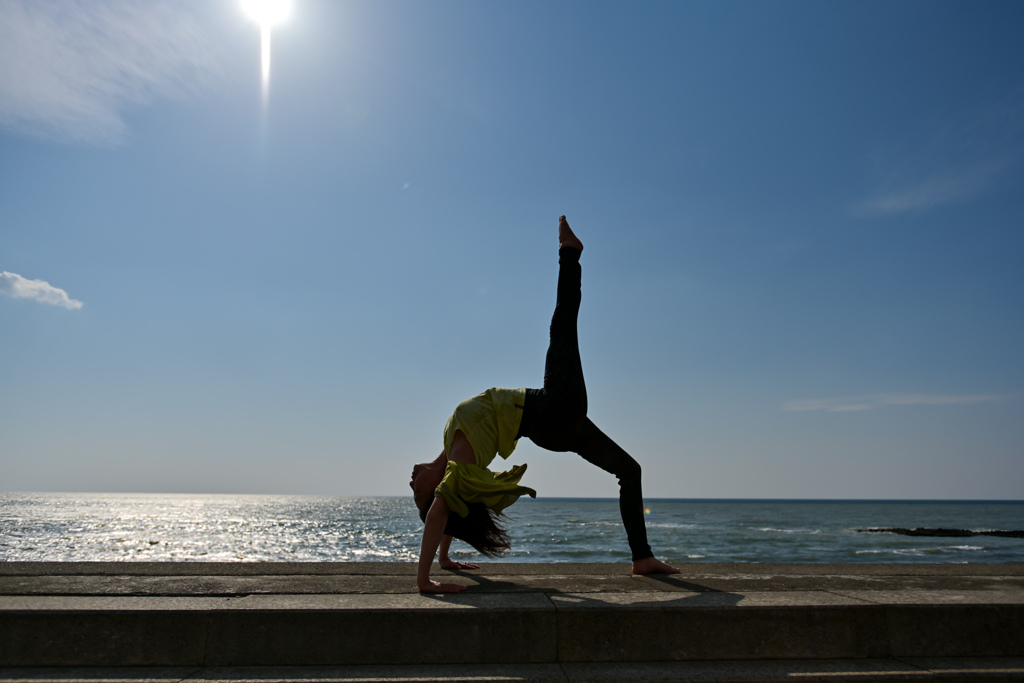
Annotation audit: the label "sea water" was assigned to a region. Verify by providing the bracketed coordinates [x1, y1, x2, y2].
[1, 493, 1022, 564]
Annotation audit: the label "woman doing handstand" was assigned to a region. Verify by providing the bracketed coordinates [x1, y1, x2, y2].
[410, 216, 679, 593]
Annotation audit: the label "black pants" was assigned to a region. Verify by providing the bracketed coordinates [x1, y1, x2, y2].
[517, 247, 654, 562]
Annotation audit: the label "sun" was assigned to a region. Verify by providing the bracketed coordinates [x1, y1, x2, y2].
[241, 0, 291, 28]
[241, 0, 292, 103]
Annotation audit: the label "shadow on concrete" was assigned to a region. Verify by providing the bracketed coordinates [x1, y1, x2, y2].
[433, 570, 746, 610]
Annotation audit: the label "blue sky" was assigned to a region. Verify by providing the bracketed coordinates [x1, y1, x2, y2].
[2, 0, 1022, 499]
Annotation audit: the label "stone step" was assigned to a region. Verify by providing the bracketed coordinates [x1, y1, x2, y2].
[2, 659, 1024, 683]
[1, 563, 1022, 668]
[3, 592, 1023, 666]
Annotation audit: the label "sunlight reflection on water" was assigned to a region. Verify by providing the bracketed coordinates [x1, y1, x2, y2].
[2, 493, 1022, 563]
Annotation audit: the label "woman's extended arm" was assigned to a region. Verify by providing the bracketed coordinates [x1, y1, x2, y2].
[417, 497, 467, 593]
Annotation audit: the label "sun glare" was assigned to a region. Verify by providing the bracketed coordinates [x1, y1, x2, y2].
[241, 0, 291, 27]
[241, 0, 292, 104]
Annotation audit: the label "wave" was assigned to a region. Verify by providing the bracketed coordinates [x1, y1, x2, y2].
[858, 527, 1024, 538]
[856, 548, 927, 556]
[856, 545, 985, 556]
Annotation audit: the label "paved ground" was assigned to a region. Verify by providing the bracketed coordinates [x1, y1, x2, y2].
[4, 560, 1024, 592]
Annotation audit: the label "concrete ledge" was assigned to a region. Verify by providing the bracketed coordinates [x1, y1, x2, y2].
[0, 594, 556, 666]
[1, 563, 1023, 668]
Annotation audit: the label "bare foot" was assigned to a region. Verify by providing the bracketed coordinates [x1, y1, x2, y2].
[632, 557, 680, 574]
[558, 215, 583, 251]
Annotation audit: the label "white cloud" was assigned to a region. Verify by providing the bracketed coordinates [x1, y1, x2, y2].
[857, 98, 1024, 216]
[783, 398, 873, 412]
[876, 393, 1006, 407]
[0, 271, 83, 309]
[0, 0, 221, 145]
[783, 393, 1008, 412]
[858, 159, 1009, 216]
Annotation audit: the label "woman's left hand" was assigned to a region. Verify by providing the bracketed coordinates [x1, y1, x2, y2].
[439, 559, 480, 570]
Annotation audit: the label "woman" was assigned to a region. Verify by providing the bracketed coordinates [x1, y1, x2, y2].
[410, 216, 679, 593]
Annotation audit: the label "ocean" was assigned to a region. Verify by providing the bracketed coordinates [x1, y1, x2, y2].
[1, 493, 1022, 564]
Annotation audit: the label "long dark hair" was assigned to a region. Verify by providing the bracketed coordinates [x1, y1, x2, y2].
[417, 498, 511, 558]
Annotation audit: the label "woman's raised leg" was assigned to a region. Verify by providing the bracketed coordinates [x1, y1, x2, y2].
[541, 243, 586, 419]
[519, 217, 586, 435]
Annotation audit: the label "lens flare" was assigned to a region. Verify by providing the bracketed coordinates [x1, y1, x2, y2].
[240, 0, 292, 105]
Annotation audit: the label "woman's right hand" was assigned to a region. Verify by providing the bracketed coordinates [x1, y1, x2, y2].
[418, 579, 467, 593]
[418, 497, 460, 592]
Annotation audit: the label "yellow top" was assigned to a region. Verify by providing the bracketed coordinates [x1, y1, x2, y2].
[435, 461, 536, 518]
[437, 387, 533, 517]
[443, 387, 527, 468]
